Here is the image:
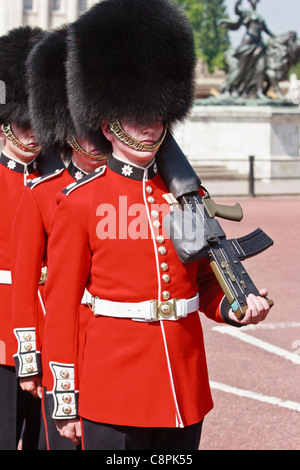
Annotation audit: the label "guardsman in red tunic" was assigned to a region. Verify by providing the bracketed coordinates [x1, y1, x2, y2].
[43, 0, 271, 450]
[10, 27, 111, 450]
[0, 26, 47, 450]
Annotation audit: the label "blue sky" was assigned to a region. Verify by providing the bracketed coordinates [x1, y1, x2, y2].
[224, 0, 300, 46]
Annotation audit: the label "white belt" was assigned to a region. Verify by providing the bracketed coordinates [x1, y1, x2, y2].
[0, 271, 93, 302]
[0, 271, 93, 306]
[81, 289, 93, 305]
[0, 267, 49, 287]
[90, 293, 199, 322]
[0, 270, 12, 285]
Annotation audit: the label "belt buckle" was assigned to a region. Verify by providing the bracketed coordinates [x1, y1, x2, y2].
[151, 299, 179, 321]
[89, 296, 96, 314]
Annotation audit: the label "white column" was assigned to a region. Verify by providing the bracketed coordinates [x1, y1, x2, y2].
[66, 0, 79, 22]
[38, 0, 50, 30]
[0, 0, 8, 35]
[8, 0, 23, 30]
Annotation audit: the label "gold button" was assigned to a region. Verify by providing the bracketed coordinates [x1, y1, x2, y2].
[61, 381, 71, 391]
[62, 406, 72, 415]
[151, 210, 159, 219]
[26, 366, 34, 374]
[24, 343, 33, 352]
[25, 355, 33, 363]
[153, 220, 161, 229]
[156, 235, 165, 244]
[147, 196, 155, 204]
[158, 246, 167, 256]
[62, 395, 72, 405]
[146, 186, 153, 195]
[162, 274, 171, 283]
[60, 370, 70, 379]
[161, 263, 169, 272]
[23, 333, 32, 341]
[162, 291, 171, 300]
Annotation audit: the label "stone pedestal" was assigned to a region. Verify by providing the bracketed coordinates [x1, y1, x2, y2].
[173, 105, 300, 179]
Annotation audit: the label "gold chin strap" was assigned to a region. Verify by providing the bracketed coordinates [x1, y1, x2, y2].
[66, 136, 108, 161]
[109, 119, 167, 152]
[1, 124, 42, 153]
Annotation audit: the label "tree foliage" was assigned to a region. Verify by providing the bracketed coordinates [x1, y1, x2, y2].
[173, 0, 230, 72]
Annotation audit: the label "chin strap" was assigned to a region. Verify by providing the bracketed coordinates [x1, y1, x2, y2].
[66, 136, 109, 161]
[1, 124, 42, 153]
[109, 119, 167, 152]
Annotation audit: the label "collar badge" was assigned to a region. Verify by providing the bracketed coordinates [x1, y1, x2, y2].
[7, 159, 16, 170]
[122, 164, 133, 177]
[75, 171, 84, 180]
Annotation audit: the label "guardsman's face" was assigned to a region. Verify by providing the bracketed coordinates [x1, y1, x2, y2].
[101, 118, 164, 168]
[0, 123, 41, 162]
[72, 135, 108, 174]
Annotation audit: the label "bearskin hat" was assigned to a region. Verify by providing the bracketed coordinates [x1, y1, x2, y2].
[0, 26, 46, 128]
[66, 0, 196, 135]
[27, 25, 112, 156]
[26, 26, 75, 152]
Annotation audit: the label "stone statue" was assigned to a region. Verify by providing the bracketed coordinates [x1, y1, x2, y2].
[264, 31, 300, 99]
[218, 0, 300, 102]
[286, 73, 300, 104]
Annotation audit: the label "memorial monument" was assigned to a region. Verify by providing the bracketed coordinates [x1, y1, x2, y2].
[174, 0, 300, 180]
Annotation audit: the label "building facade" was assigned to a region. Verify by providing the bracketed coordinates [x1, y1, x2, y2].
[0, 0, 99, 36]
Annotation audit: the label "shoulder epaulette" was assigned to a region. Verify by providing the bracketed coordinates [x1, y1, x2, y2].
[27, 168, 65, 189]
[62, 165, 106, 196]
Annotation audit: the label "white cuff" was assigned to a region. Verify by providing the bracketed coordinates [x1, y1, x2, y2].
[49, 362, 78, 419]
[13, 328, 42, 377]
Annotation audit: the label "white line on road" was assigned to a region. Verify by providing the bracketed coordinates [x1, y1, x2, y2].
[212, 324, 300, 364]
[238, 322, 300, 331]
[210, 381, 300, 412]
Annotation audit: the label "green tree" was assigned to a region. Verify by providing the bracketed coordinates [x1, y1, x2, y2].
[174, 0, 230, 72]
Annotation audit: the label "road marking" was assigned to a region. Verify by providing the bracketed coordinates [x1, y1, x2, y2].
[238, 322, 300, 331]
[210, 381, 300, 412]
[212, 323, 300, 365]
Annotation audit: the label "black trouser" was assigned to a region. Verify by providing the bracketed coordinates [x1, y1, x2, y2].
[0, 365, 45, 450]
[81, 419, 203, 450]
[43, 388, 81, 450]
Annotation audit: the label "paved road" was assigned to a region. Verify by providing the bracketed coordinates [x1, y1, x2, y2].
[199, 197, 300, 450]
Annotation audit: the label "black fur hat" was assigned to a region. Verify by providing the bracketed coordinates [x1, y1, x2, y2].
[27, 25, 112, 156]
[26, 26, 74, 151]
[67, 0, 196, 134]
[0, 26, 46, 128]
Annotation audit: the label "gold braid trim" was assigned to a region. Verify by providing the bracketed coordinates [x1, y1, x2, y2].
[109, 120, 167, 152]
[66, 136, 109, 161]
[1, 124, 41, 153]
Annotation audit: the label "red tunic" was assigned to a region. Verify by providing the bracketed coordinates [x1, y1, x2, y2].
[10, 161, 90, 387]
[0, 152, 40, 367]
[44, 156, 227, 428]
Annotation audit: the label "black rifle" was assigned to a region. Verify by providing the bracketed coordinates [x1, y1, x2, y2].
[156, 133, 274, 320]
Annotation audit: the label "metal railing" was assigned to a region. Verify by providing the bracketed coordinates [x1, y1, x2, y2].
[248, 156, 300, 196]
[194, 156, 300, 197]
